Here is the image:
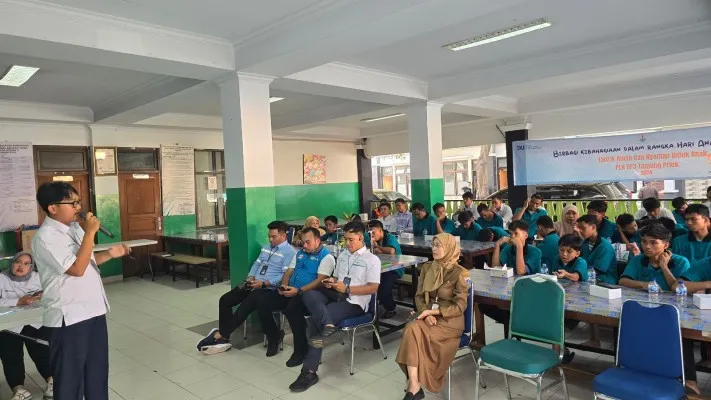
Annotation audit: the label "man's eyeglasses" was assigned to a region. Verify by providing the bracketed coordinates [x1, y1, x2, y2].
[52, 201, 81, 208]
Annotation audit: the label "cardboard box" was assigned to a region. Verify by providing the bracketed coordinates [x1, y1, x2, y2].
[693, 293, 711, 309]
[589, 284, 622, 299]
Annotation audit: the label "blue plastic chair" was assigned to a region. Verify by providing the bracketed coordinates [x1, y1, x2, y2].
[446, 277, 486, 400]
[593, 300, 685, 400]
[337, 294, 387, 375]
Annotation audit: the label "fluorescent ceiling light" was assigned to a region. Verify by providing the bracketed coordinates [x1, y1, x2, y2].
[0, 65, 40, 87]
[444, 18, 552, 51]
[361, 113, 405, 123]
[270, 97, 284, 103]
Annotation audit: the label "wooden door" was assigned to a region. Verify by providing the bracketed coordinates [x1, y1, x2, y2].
[118, 173, 162, 276]
[35, 174, 91, 225]
[498, 168, 508, 190]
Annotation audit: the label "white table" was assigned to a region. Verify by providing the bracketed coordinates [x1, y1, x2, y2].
[0, 305, 42, 331]
[94, 239, 158, 252]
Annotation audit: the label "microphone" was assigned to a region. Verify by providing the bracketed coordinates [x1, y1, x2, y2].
[78, 212, 115, 238]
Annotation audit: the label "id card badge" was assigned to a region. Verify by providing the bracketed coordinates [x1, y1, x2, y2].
[259, 263, 269, 275]
[431, 303, 440, 311]
[343, 277, 352, 287]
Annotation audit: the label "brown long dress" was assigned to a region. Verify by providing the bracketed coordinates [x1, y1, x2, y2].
[395, 263, 470, 393]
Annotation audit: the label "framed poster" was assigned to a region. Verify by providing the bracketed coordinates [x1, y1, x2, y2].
[303, 154, 326, 184]
[94, 147, 117, 176]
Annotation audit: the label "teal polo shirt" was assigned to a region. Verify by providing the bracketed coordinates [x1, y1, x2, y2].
[581, 237, 618, 284]
[674, 224, 689, 239]
[611, 230, 642, 249]
[490, 227, 510, 240]
[621, 254, 690, 291]
[536, 232, 560, 269]
[681, 257, 711, 282]
[500, 244, 542, 275]
[551, 257, 589, 282]
[453, 222, 482, 241]
[597, 218, 617, 240]
[672, 232, 711, 263]
[413, 214, 437, 237]
[438, 218, 455, 234]
[477, 214, 504, 229]
[514, 207, 548, 237]
[673, 210, 685, 226]
[377, 233, 404, 277]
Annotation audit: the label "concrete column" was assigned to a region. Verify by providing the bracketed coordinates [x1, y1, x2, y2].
[219, 73, 276, 285]
[408, 102, 444, 211]
[505, 129, 534, 211]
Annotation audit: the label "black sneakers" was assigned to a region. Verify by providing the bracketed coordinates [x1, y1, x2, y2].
[403, 388, 425, 400]
[289, 371, 319, 392]
[266, 330, 285, 357]
[286, 352, 306, 368]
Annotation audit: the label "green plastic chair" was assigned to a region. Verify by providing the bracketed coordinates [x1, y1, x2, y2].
[474, 275, 569, 400]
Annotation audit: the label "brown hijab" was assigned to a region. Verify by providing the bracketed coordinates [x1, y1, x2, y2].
[418, 233, 461, 304]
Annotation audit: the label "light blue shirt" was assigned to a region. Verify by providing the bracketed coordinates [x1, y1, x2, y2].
[247, 241, 296, 286]
[394, 211, 413, 233]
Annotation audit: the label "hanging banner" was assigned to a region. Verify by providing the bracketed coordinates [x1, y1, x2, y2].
[161, 145, 196, 216]
[0, 143, 38, 231]
[512, 127, 711, 185]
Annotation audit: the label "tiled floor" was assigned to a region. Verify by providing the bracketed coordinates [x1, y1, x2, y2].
[3, 276, 711, 399]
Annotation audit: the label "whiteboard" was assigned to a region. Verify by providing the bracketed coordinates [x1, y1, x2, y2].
[0, 143, 38, 231]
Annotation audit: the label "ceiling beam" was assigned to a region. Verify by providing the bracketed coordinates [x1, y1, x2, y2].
[444, 96, 519, 118]
[0, 0, 234, 80]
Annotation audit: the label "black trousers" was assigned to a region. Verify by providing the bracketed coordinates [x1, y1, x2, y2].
[218, 287, 275, 339]
[284, 294, 311, 357]
[684, 339, 698, 382]
[254, 290, 292, 343]
[0, 326, 51, 388]
[49, 315, 109, 400]
[378, 270, 399, 312]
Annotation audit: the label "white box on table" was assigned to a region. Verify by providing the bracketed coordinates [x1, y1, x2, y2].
[693, 293, 711, 309]
[424, 235, 434, 245]
[589, 284, 622, 299]
[484, 263, 514, 278]
[400, 232, 414, 240]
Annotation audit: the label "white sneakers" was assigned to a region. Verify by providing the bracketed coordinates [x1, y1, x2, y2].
[11, 386, 32, 400]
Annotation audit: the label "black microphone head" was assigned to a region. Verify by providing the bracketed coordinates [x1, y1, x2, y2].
[78, 211, 87, 219]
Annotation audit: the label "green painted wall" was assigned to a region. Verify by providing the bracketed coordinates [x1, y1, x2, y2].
[0, 232, 15, 270]
[95, 194, 123, 277]
[411, 178, 445, 211]
[164, 214, 197, 235]
[275, 182, 360, 220]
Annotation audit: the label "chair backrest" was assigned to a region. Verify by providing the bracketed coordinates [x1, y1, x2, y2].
[286, 227, 296, 244]
[460, 277, 474, 348]
[617, 300, 683, 381]
[509, 275, 566, 346]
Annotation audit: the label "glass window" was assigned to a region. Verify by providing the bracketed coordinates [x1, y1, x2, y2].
[443, 161, 469, 196]
[117, 150, 158, 171]
[37, 149, 87, 171]
[195, 150, 226, 228]
[194, 150, 212, 172]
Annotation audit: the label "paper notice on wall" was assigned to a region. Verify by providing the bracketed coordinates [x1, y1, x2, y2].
[161, 145, 196, 216]
[206, 193, 217, 203]
[0, 143, 38, 231]
[207, 176, 218, 191]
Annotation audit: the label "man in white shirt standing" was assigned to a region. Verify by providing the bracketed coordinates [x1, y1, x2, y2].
[288, 221, 381, 393]
[32, 182, 129, 400]
[378, 202, 399, 233]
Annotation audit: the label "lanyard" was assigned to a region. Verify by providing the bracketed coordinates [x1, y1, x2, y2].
[265, 246, 279, 263]
[346, 252, 361, 276]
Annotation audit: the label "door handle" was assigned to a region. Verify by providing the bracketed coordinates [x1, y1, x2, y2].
[157, 217, 162, 231]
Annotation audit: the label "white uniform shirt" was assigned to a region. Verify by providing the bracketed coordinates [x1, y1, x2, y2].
[379, 215, 399, 233]
[634, 207, 675, 221]
[495, 204, 514, 227]
[333, 246, 381, 312]
[0, 271, 42, 307]
[31, 218, 109, 327]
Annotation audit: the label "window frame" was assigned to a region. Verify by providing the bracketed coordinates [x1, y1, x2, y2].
[194, 149, 226, 229]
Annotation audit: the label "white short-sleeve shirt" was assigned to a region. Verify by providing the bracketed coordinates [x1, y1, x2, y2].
[31, 218, 109, 327]
[334, 246, 381, 312]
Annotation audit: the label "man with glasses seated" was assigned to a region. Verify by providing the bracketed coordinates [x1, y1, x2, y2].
[288, 221, 380, 393]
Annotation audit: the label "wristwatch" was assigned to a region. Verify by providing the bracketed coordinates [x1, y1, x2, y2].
[345, 285, 351, 295]
[261, 282, 267, 289]
[297, 288, 303, 295]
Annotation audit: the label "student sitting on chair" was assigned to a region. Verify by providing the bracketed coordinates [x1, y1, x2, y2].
[197, 221, 296, 356]
[452, 211, 482, 241]
[672, 204, 711, 263]
[587, 200, 616, 240]
[378, 202, 399, 233]
[491, 195, 513, 228]
[396, 234, 470, 399]
[321, 215, 340, 245]
[648, 216, 689, 239]
[536, 215, 560, 269]
[635, 197, 675, 221]
[672, 197, 688, 225]
[476, 203, 504, 229]
[0, 252, 53, 400]
[368, 219, 402, 319]
[288, 221, 380, 393]
[433, 203, 455, 234]
[412, 203, 437, 237]
[512, 193, 547, 237]
[478, 221, 541, 337]
[394, 198, 414, 234]
[611, 213, 642, 253]
[453, 191, 478, 221]
[477, 227, 510, 242]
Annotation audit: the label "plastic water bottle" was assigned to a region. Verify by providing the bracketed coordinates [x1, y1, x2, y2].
[676, 281, 688, 307]
[541, 263, 549, 275]
[423, 228, 428, 236]
[588, 267, 597, 284]
[648, 280, 660, 303]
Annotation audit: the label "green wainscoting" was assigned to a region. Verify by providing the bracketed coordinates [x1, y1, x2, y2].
[411, 178, 445, 212]
[275, 182, 360, 220]
[164, 214, 198, 235]
[96, 194, 123, 277]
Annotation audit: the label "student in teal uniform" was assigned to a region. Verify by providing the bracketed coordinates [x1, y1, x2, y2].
[452, 211, 482, 241]
[672, 197, 688, 226]
[536, 215, 560, 270]
[476, 203, 504, 229]
[552, 234, 588, 282]
[367, 220, 401, 319]
[587, 200, 616, 240]
[411, 203, 437, 237]
[620, 223, 690, 292]
[649, 216, 689, 239]
[478, 227, 510, 242]
[433, 203, 455, 234]
[512, 193, 547, 237]
[611, 213, 642, 251]
[577, 215, 617, 284]
[320, 215, 340, 245]
[672, 204, 711, 263]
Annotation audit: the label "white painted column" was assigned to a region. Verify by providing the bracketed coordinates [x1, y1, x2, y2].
[407, 101, 444, 210]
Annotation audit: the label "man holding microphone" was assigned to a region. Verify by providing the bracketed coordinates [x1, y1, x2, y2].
[32, 182, 130, 400]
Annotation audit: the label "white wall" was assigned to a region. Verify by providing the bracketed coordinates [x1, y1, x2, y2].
[273, 139, 357, 185]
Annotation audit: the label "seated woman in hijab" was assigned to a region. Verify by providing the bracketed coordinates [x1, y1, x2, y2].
[0, 251, 53, 400]
[396, 234, 470, 400]
[291, 216, 326, 247]
[554, 204, 579, 237]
